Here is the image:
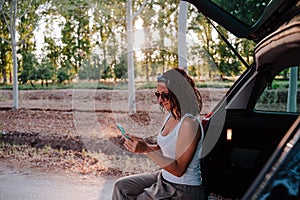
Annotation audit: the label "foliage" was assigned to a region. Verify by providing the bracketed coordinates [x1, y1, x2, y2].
[0, 0, 260, 86]
[37, 58, 55, 86]
[212, 0, 270, 26]
[114, 54, 127, 80]
[19, 52, 39, 85]
[0, 15, 11, 84]
[255, 88, 300, 112]
[214, 25, 244, 77]
[78, 59, 102, 80]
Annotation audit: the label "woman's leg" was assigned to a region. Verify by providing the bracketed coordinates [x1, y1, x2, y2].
[112, 172, 159, 200]
[172, 183, 205, 200]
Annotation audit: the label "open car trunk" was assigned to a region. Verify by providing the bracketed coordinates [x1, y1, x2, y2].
[184, 0, 300, 198]
[202, 16, 300, 197]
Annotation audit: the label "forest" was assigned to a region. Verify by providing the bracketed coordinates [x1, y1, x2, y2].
[0, 0, 256, 87]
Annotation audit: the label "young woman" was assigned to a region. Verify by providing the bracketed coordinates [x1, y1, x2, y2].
[112, 67, 205, 200]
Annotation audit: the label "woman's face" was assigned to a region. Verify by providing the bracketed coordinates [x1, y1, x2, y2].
[156, 82, 171, 111]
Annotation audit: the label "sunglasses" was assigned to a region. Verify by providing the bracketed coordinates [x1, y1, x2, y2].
[155, 91, 170, 101]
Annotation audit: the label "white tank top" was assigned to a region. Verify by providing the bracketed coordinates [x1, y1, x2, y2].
[157, 112, 204, 186]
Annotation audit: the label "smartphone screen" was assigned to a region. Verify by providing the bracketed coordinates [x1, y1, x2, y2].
[116, 124, 132, 140]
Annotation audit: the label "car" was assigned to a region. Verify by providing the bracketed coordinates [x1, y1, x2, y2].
[184, 0, 300, 199]
[242, 116, 300, 200]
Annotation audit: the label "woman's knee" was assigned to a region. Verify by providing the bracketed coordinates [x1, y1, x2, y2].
[113, 177, 129, 191]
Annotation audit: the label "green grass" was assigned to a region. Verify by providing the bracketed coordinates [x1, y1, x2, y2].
[0, 80, 236, 90]
[0, 82, 122, 90]
[196, 81, 234, 88]
[271, 80, 290, 89]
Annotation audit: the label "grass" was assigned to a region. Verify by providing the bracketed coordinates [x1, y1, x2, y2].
[0, 142, 158, 176]
[0, 82, 118, 90]
[0, 80, 236, 90]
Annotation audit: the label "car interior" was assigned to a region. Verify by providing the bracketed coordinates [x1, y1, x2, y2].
[242, 116, 300, 199]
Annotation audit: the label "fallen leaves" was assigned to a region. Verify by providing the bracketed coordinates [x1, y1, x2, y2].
[0, 89, 225, 177]
[0, 144, 110, 176]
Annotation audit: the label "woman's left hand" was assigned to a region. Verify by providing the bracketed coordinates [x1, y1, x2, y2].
[124, 135, 149, 154]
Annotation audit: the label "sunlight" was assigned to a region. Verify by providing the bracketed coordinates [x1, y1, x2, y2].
[134, 17, 144, 29]
[133, 17, 145, 61]
[135, 50, 145, 62]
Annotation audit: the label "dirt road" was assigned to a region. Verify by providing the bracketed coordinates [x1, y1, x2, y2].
[0, 165, 117, 200]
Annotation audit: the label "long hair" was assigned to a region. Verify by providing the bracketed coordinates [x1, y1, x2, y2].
[157, 67, 202, 119]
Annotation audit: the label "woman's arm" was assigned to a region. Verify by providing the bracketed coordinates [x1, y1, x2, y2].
[124, 117, 201, 177]
[124, 135, 161, 153]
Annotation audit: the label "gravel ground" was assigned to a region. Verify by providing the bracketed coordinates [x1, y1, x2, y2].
[0, 88, 227, 181]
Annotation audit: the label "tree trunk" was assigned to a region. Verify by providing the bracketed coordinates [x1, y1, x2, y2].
[127, 0, 136, 115]
[178, 1, 188, 73]
[11, 0, 18, 110]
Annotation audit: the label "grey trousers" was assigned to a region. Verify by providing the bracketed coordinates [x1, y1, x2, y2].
[111, 171, 205, 200]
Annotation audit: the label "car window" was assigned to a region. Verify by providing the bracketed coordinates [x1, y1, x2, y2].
[255, 66, 300, 114]
[259, 143, 300, 199]
[210, 0, 271, 26]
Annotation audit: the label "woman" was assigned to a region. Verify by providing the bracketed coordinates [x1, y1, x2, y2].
[112, 67, 205, 200]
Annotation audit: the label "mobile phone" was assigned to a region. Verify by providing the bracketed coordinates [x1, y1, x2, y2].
[116, 123, 132, 140]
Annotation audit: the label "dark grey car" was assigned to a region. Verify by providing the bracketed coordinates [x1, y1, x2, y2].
[185, 0, 300, 199]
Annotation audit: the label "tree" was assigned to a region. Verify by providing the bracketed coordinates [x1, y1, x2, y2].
[237, 37, 255, 67]
[136, 1, 155, 81]
[154, 0, 179, 72]
[1, 0, 19, 109]
[17, 1, 41, 87]
[137, 0, 179, 77]
[215, 25, 241, 78]
[43, 27, 63, 70]
[19, 51, 38, 87]
[50, 0, 91, 75]
[126, 0, 147, 115]
[114, 54, 127, 81]
[38, 58, 54, 86]
[57, 62, 72, 84]
[0, 16, 10, 84]
[212, 0, 270, 27]
[78, 60, 98, 80]
[0, 0, 44, 109]
[178, 0, 188, 72]
[0, 0, 257, 92]
[188, 7, 216, 79]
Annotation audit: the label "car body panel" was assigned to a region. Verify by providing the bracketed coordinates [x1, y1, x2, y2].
[255, 15, 300, 70]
